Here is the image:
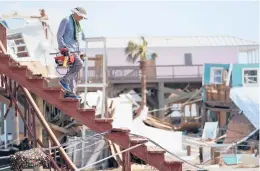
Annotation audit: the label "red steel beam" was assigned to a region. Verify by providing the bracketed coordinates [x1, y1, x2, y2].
[1, 75, 62, 170]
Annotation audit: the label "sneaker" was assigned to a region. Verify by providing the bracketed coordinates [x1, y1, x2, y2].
[64, 92, 82, 99]
[59, 80, 71, 92]
[3, 94, 10, 100]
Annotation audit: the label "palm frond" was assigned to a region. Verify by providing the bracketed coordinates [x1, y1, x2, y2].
[133, 51, 142, 63]
[150, 53, 158, 60]
[126, 54, 135, 63]
[141, 36, 148, 47]
[124, 41, 138, 55]
[125, 37, 158, 63]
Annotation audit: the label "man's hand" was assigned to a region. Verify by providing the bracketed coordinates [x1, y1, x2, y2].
[80, 54, 86, 61]
[60, 47, 69, 56]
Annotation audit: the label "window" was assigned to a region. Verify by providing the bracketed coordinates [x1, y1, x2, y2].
[184, 53, 192, 65]
[242, 69, 258, 85]
[210, 67, 223, 84]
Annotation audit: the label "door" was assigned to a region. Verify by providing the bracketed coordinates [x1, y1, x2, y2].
[184, 53, 193, 66]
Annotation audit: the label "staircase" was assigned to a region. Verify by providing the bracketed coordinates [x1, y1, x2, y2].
[0, 54, 182, 171]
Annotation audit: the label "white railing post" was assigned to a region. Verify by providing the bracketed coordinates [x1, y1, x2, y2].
[83, 39, 89, 109]
[101, 38, 107, 117]
[80, 37, 107, 118]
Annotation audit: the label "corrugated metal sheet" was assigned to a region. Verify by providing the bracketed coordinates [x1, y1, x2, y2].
[85, 36, 259, 48]
[230, 86, 259, 129]
[0, 20, 8, 29]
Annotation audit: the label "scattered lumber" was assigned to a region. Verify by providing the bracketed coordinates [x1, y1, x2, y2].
[143, 114, 174, 130]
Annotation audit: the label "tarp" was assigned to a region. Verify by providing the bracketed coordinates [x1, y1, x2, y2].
[1, 18, 26, 29]
[229, 86, 260, 129]
[0, 20, 9, 28]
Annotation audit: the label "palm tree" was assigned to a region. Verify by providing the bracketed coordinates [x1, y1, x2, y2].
[124, 37, 157, 108]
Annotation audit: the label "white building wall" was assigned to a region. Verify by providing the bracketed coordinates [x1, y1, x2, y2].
[85, 46, 239, 67]
[239, 49, 260, 64]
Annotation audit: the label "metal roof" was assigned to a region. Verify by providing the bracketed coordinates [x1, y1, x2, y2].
[0, 20, 8, 29]
[1, 19, 258, 48]
[85, 36, 259, 48]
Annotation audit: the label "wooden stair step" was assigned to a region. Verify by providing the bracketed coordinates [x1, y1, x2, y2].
[60, 98, 80, 102]
[147, 146, 166, 154]
[94, 118, 113, 123]
[26, 75, 44, 80]
[25, 79, 45, 87]
[130, 136, 148, 144]
[9, 68, 28, 77]
[9, 58, 19, 63]
[9, 64, 27, 69]
[59, 99, 80, 109]
[0, 54, 9, 58]
[111, 128, 131, 133]
[43, 87, 62, 91]
[164, 154, 183, 164]
[94, 121, 112, 130]
[76, 108, 95, 119]
[42, 89, 62, 98]
[77, 108, 95, 113]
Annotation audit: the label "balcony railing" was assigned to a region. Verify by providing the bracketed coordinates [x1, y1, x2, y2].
[80, 65, 203, 82]
[204, 85, 231, 104]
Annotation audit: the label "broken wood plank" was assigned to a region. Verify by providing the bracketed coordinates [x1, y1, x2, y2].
[167, 89, 201, 104]
[0, 40, 7, 54]
[143, 114, 174, 130]
[108, 140, 122, 165]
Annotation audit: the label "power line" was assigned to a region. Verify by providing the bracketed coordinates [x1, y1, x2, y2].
[42, 130, 110, 151]
[76, 143, 144, 171]
[0, 131, 110, 160]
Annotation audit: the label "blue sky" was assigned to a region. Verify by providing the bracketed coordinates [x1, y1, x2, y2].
[0, 1, 259, 41]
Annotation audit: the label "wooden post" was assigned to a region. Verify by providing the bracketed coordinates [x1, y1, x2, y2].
[250, 142, 255, 154]
[13, 108, 19, 144]
[34, 94, 44, 171]
[219, 111, 227, 134]
[122, 147, 131, 171]
[24, 100, 28, 138]
[95, 54, 103, 81]
[0, 23, 7, 52]
[201, 104, 207, 129]
[158, 82, 165, 118]
[105, 68, 108, 118]
[213, 151, 220, 164]
[211, 147, 220, 164]
[210, 147, 215, 164]
[187, 145, 191, 156]
[31, 107, 37, 147]
[13, 81, 19, 145]
[189, 103, 192, 121]
[199, 146, 203, 163]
